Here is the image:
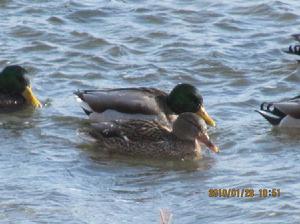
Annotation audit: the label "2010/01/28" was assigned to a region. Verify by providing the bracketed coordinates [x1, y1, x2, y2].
[208, 188, 281, 198]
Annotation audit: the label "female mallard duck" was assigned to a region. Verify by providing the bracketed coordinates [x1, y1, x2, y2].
[90, 112, 219, 160]
[256, 95, 300, 127]
[74, 83, 215, 127]
[0, 65, 42, 111]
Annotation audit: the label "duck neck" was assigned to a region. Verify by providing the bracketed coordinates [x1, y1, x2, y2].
[0, 75, 8, 93]
[155, 94, 174, 115]
[0, 75, 5, 88]
[166, 94, 178, 114]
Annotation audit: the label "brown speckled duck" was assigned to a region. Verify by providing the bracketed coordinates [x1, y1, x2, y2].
[90, 112, 219, 160]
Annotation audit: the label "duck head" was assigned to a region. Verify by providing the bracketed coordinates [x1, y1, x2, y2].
[173, 112, 219, 153]
[0, 65, 42, 108]
[167, 83, 215, 126]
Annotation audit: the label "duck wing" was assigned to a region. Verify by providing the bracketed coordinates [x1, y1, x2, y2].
[90, 119, 171, 141]
[74, 88, 168, 116]
[272, 97, 300, 119]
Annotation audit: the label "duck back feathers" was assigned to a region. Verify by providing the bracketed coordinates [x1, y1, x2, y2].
[75, 88, 169, 115]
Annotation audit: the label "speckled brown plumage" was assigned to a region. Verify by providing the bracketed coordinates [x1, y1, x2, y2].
[90, 113, 218, 160]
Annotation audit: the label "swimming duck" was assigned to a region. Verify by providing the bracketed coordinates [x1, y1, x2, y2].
[0, 65, 42, 111]
[90, 112, 219, 160]
[74, 83, 215, 127]
[284, 34, 300, 56]
[256, 95, 300, 127]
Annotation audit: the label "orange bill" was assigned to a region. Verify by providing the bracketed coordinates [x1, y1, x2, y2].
[197, 133, 219, 153]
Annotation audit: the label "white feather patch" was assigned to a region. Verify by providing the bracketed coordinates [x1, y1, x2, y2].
[279, 116, 300, 128]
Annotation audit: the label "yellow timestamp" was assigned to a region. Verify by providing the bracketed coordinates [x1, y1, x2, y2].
[208, 188, 281, 198]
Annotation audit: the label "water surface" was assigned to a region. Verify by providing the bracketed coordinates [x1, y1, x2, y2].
[0, 0, 300, 223]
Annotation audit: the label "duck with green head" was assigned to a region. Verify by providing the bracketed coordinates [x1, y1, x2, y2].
[74, 83, 215, 127]
[90, 112, 219, 160]
[0, 65, 42, 111]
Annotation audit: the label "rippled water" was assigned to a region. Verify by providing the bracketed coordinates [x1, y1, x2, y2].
[1, 0, 300, 223]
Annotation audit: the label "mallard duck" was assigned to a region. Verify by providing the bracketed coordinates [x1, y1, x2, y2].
[0, 65, 42, 111]
[284, 34, 300, 56]
[90, 112, 219, 160]
[74, 83, 215, 127]
[256, 95, 300, 127]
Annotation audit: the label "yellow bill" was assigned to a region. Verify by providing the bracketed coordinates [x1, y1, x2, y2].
[22, 86, 42, 108]
[196, 105, 216, 127]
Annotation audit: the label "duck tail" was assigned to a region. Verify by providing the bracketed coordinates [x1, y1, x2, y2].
[73, 90, 85, 102]
[284, 45, 300, 56]
[255, 102, 286, 126]
[74, 90, 93, 116]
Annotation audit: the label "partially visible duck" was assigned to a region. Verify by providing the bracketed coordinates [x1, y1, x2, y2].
[90, 112, 219, 160]
[284, 34, 300, 56]
[74, 83, 215, 127]
[256, 95, 300, 127]
[0, 65, 42, 111]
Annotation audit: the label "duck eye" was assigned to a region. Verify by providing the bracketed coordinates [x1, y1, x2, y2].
[17, 76, 29, 86]
[190, 95, 202, 110]
[17, 76, 24, 82]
